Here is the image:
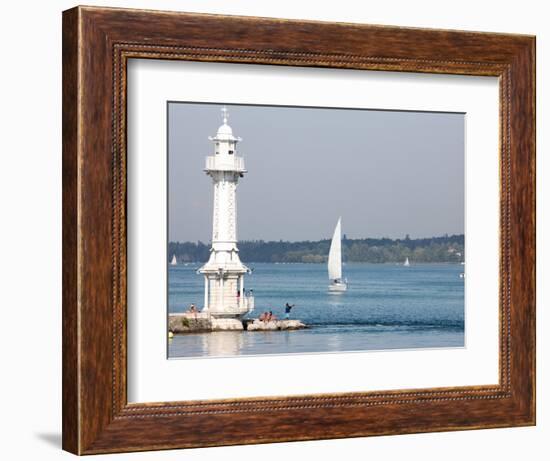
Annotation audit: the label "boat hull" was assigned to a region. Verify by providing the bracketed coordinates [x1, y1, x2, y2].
[328, 283, 347, 292]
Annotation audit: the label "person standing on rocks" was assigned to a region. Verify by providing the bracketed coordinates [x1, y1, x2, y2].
[284, 303, 295, 320]
[188, 303, 198, 319]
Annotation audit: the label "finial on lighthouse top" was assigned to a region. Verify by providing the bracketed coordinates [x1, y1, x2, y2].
[221, 105, 229, 125]
[216, 105, 233, 137]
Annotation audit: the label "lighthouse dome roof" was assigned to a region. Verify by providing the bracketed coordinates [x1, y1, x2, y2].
[216, 122, 233, 137]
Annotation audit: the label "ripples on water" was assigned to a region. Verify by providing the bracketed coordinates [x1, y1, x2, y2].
[168, 263, 464, 358]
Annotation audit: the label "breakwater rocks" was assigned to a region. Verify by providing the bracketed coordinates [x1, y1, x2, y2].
[168, 313, 307, 334]
[169, 313, 212, 333]
[244, 319, 307, 331]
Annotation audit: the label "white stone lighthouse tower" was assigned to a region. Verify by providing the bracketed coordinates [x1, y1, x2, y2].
[198, 107, 253, 320]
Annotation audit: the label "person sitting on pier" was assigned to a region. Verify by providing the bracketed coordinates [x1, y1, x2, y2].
[284, 303, 295, 320]
[259, 311, 268, 322]
[267, 311, 277, 321]
[188, 304, 198, 317]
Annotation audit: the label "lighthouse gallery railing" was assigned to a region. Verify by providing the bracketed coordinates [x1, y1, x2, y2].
[205, 156, 246, 172]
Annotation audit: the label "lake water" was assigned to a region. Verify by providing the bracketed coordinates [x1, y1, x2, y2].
[168, 263, 464, 358]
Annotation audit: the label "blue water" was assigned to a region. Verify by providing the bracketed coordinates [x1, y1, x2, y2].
[168, 263, 464, 358]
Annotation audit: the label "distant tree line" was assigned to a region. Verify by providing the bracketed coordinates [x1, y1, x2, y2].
[168, 234, 464, 264]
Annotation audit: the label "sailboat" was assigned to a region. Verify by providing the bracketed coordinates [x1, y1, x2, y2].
[170, 254, 177, 266]
[328, 217, 347, 292]
[403, 257, 410, 267]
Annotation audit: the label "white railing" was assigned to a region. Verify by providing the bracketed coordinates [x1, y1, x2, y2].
[232, 295, 254, 313]
[205, 156, 245, 172]
[189, 294, 254, 316]
[217, 295, 255, 313]
[244, 295, 254, 313]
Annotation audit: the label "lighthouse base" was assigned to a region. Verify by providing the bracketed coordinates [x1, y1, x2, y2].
[211, 318, 244, 331]
[198, 264, 254, 318]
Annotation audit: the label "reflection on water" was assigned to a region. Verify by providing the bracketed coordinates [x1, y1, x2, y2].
[200, 331, 244, 357]
[168, 263, 465, 358]
[327, 292, 346, 309]
[169, 325, 464, 359]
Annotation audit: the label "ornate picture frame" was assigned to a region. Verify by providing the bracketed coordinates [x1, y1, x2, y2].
[62, 6, 535, 454]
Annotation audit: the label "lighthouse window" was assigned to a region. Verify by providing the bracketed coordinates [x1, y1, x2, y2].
[228, 150, 234, 155]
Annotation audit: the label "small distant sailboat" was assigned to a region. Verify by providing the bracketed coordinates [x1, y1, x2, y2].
[403, 257, 410, 267]
[170, 254, 177, 266]
[328, 217, 347, 292]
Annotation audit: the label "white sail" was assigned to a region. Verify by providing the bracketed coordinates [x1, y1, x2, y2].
[404, 257, 410, 267]
[328, 218, 342, 281]
[170, 254, 177, 265]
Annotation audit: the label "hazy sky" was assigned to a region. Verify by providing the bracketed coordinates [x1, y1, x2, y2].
[168, 102, 464, 242]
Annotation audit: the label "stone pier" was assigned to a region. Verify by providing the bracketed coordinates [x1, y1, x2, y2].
[168, 312, 307, 334]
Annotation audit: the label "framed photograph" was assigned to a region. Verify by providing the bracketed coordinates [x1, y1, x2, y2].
[62, 6, 535, 454]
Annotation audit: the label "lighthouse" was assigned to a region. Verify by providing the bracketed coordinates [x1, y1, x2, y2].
[198, 107, 254, 322]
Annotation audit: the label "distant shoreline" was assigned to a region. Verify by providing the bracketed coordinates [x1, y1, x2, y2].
[168, 234, 465, 264]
